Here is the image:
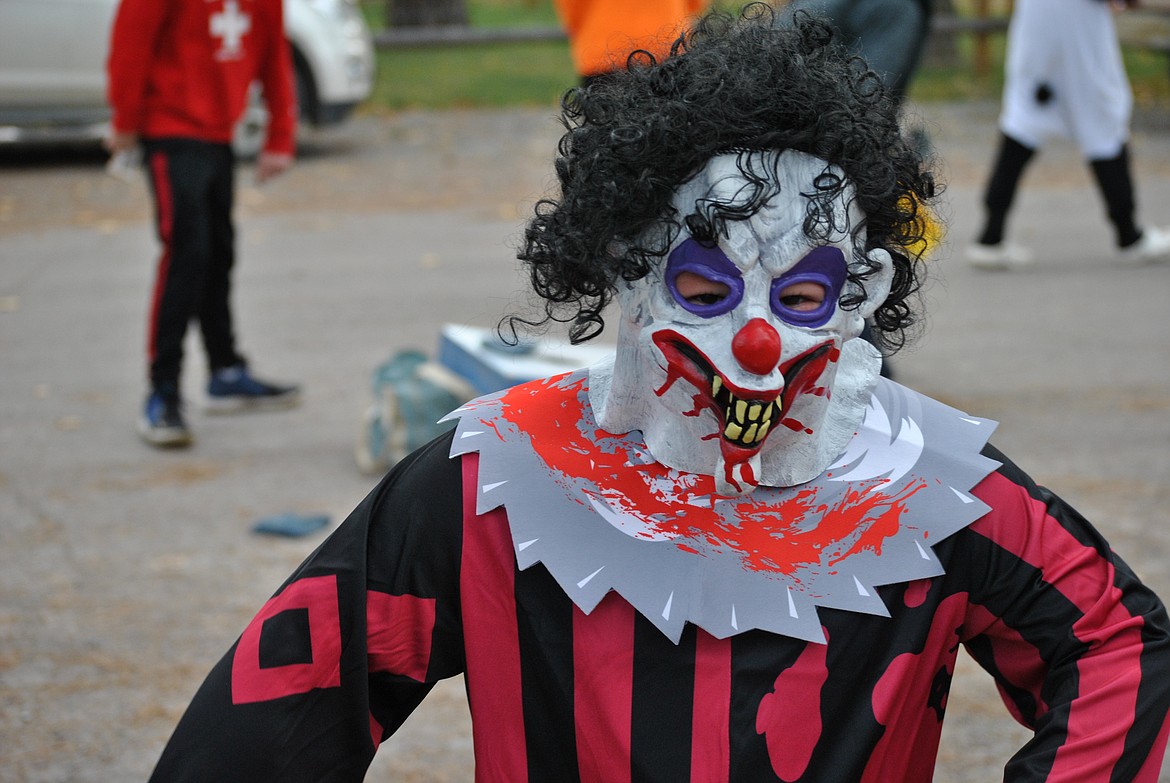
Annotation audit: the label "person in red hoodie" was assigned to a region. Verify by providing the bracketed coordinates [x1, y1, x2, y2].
[106, 0, 301, 448]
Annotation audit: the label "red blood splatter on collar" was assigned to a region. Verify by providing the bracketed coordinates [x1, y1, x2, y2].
[495, 374, 919, 575]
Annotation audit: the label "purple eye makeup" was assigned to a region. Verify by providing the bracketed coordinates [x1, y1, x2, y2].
[769, 246, 846, 327]
[665, 238, 745, 316]
[667, 239, 846, 326]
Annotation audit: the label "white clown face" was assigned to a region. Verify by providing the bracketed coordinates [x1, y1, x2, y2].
[589, 150, 895, 495]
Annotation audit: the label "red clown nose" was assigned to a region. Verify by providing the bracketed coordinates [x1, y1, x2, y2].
[732, 318, 782, 375]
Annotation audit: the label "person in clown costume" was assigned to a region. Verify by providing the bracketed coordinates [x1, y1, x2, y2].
[149, 7, 1170, 781]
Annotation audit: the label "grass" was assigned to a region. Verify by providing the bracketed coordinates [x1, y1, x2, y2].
[360, 0, 574, 111]
[358, 0, 1170, 112]
[367, 41, 575, 111]
[1124, 48, 1170, 107]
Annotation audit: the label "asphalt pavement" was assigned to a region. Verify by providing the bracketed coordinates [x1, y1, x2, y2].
[1, 100, 1169, 781]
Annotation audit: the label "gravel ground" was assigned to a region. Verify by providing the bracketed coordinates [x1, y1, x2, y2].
[1, 100, 1169, 781]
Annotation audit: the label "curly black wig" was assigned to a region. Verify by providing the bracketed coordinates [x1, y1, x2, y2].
[509, 3, 937, 352]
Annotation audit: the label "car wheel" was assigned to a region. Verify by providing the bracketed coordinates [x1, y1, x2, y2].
[293, 53, 316, 126]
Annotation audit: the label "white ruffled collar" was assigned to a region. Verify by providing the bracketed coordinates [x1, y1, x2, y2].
[446, 370, 998, 644]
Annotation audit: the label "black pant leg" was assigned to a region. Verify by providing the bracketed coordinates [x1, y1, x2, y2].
[978, 133, 1036, 246]
[1089, 145, 1141, 248]
[198, 144, 244, 372]
[144, 140, 216, 392]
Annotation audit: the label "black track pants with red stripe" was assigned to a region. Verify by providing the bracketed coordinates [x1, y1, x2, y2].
[143, 138, 242, 392]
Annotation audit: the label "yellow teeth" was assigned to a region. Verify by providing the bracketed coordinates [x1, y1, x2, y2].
[711, 373, 781, 447]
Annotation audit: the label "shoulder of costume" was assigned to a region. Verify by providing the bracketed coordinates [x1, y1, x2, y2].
[441, 371, 1000, 644]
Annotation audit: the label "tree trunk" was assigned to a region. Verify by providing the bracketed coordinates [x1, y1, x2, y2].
[386, 0, 469, 27]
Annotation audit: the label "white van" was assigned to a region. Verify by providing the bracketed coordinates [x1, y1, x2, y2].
[0, 0, 376, 151]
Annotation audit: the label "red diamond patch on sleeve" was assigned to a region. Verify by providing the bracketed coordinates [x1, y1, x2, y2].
[231, 575, 343, 704]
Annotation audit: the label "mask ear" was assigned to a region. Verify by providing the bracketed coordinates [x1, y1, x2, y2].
[856, 248, 894, 319]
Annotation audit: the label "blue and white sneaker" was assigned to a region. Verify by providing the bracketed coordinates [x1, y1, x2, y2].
[207, 364, 301, 413]
[138, 390, 192, 448]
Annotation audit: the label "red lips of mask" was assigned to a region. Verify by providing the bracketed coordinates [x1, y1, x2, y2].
[652, 328, 838, 491]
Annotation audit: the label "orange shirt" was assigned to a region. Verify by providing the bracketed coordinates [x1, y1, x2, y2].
[554, 0, 708, 77]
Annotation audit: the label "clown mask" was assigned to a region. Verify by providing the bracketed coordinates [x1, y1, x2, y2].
[589, 150, 895, 496]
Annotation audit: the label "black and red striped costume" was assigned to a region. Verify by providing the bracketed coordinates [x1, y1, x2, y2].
[150, 418, 1170, 781]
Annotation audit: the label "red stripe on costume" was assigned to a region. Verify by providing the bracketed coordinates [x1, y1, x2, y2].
[961, 602, 1050, 725]
[691, 631, 731, 782]
[366, 590, 436, 681]
[573, 595, 635, 783]
[756, 631, 829, 781]
[146, 151, 173, 364]
[460, 453, 528, 782]
[972, 471, 1147, 780]
[862, 598, 966, 783]
[369, 712, 384, 750]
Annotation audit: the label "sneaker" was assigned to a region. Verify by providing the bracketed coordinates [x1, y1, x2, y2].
[206, 364, 301, 413]
[1120, 226, 1170, 264]
[138, 391, 192, 448]
[965, 242, 1034, 270]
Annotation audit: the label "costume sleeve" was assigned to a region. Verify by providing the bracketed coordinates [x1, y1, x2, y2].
[106, 0, 168, 134]
[256, 0, 297, 155]
[959, 446, 1170, 782]
[149, 433, 466, 782]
